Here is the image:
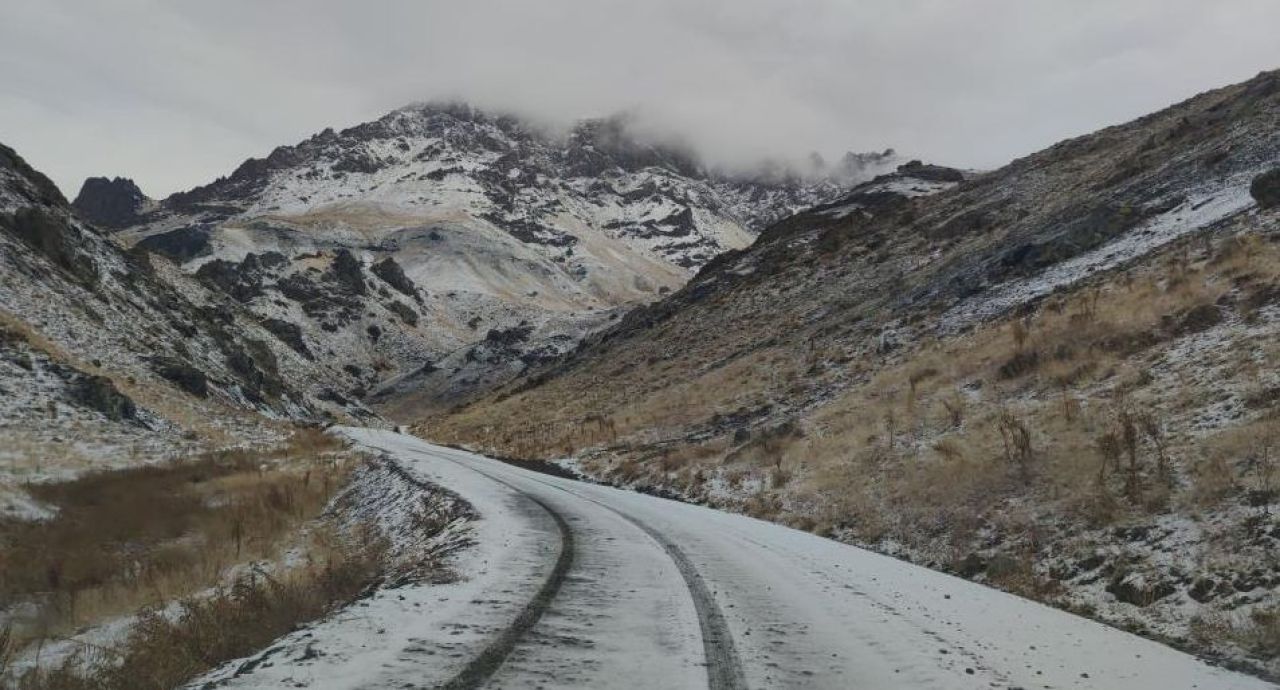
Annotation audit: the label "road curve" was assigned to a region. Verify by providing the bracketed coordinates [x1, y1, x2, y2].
[205, 428, 1279, 689]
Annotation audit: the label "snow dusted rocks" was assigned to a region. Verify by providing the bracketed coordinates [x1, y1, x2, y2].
[104, 104, 895, 412]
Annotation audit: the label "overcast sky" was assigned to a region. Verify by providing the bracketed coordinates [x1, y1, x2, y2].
[3, 0, 1280, 198]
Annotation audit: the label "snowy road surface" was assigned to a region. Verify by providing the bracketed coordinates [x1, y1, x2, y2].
[201, 429, 1275, 689]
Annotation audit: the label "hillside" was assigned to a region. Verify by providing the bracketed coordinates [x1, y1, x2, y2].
[424, 69, 1280, 675]
[89, 105, 895, 413]
[0, 141, 379, 517]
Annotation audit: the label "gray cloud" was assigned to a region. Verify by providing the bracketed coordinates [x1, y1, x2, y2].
[3, 0, 1279, 197]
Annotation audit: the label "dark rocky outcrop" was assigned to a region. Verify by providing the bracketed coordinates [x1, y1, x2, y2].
[896, 160, 965, 183]
[0, 143, 66, 208]
[0, 206, 100, 286]
[1253, 168, 1280, 209]
[196, 258, 263, 303]
[329, 250, 366, 295]
[152, 358, 209, 398]
[72, 177, 150, 230]
[388, 300, 418, 326]
[69, 374, 137, 422]
[262, 318, 313, 359]
[194, 252, 288, 303]
[371, 256, 417, 297]
[134, 225, 213, 262]
[224, 338, 287, 403]
[485, 324, 533, 348]
[277, 273, 323, 302]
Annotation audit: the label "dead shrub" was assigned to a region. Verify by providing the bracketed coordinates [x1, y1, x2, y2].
[997, 410, 1034, 479]
[1192, 606, 1280, 662]
[940, 394, 965, 429]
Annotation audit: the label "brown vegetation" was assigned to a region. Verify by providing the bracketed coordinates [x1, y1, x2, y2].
[0, 428, 351, 649]
[8, 526, 384, 690]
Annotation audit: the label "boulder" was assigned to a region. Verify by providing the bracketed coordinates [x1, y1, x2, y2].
[1107, 572, 1176, 607]
[330, 249, 366, 295]
[388, 300, 419, 326]
[135, 225, 214, 262]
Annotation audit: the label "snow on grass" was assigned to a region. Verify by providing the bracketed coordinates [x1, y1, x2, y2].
[941, 178, 1259, 331]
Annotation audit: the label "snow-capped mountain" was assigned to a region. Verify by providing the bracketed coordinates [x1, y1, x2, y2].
[97, 103, 896, 411]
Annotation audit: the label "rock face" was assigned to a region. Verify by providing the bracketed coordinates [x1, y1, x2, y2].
[1, 144, 100, 286]
[72, 176, 151, 229]
[110, 103, 903, 413]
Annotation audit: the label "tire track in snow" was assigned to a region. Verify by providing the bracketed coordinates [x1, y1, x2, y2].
[433, 480, 575, 690]
[416, 447, 746, 690]
[519, 475, 748, 690]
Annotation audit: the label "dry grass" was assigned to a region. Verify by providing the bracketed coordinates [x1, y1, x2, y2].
[1192, 606, 1280, 662]
[774, 233, 1278, 549]
[1190, 417, 1280, 509]
[0, 309, 79, 369]
[0, 428, 351, 648]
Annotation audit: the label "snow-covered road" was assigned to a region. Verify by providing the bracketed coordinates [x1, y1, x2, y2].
[203, 429, 1275, 689]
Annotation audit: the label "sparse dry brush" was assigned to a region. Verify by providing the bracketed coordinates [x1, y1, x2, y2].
[7, 527, 386, 690]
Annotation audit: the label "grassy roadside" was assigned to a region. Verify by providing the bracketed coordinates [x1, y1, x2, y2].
[0, 428, 385, 688]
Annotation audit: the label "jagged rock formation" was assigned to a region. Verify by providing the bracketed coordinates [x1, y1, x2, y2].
[72, 176, 151, 229]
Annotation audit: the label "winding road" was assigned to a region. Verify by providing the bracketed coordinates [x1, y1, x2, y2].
[198, 429, 1276, 690]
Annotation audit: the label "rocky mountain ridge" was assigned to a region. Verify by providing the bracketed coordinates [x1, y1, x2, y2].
[92, 103, 898, 411]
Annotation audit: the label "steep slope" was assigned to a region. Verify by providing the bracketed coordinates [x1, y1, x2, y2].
[426, 70, 1280, 676]
[100, 105, 893, 412]
[0, 142, 376, 517]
